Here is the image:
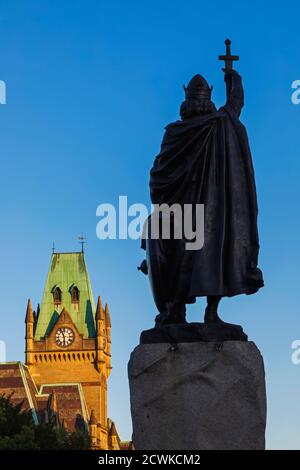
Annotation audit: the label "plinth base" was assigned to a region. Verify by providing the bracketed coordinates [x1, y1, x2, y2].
[140, 322, 248, 344]
[128, 341, 266, 450]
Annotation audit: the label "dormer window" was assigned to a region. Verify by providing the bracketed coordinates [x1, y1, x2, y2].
[53, 287, 62, 305]
[71, 286, 80, 303]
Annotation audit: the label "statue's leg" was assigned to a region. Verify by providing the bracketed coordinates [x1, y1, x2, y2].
[145, 213, 188, 326]
[204, 295, 223, 323]
[155, 301, 186, 327]
[145, 221, 170, 324]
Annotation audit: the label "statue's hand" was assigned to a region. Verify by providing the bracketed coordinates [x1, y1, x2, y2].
[222, 68, 244, 115]
[222, 68, 242, 82]
[222, 67, 239, 75]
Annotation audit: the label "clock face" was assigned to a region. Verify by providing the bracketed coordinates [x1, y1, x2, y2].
[55, 327, 74, 347]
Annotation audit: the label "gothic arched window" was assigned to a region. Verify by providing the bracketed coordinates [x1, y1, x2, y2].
[71, 286, 80, 303]
[53, 287, 62, 304]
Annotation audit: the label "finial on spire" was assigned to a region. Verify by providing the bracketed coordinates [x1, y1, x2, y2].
[109, 421, 118, 437]
[78, 233, 86, 253]
[89, 409, 98, 425]
[95, 296, 104, 321]
[52, 241, 55, 254]
[25, 299, 34, 323]
[104, 303, 111, 327]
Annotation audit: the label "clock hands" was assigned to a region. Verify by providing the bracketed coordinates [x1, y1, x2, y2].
[62, 329, 66, 345]
[55, 328, 74, 347]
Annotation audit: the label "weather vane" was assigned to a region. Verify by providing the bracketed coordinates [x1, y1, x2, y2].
[78, 233, 87, 253]
[52, 241, 55, 254]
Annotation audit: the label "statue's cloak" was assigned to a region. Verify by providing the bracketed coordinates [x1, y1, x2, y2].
[149, 106, 264, 301]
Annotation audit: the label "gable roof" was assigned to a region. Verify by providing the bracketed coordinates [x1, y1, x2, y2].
[0, 363, 128, 447]
[0, 362, 88, 432]
[49, 307, 82, 335]
[41, 383, 88, 431]
[0, 362, 39, 424]
[34, 252, 96, 340]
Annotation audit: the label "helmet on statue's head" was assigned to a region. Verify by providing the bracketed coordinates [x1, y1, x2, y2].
[180, 74, 216, 119]
[183, 74, 213, 100]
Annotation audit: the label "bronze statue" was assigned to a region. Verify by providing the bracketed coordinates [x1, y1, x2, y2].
[140, 40, 264, 327]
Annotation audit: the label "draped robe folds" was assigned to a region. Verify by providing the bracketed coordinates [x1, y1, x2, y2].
[145, 76, 264, 313]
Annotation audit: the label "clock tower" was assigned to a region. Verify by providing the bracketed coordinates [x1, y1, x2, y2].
[25, 251, 113, 449]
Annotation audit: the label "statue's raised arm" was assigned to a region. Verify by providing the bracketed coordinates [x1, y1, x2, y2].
[218, 39, 243, 117]
[223, 68, 244, 117]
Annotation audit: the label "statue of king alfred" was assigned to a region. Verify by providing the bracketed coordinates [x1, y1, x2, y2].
[140, 40, 264, 326]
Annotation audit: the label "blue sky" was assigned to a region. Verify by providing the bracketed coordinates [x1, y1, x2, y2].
[0, 0, 300, 449]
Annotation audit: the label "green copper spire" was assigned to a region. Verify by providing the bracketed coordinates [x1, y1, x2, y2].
[34, 252, 96, 340]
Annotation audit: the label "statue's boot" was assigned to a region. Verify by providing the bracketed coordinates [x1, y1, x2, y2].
[155, 302, 187, 327]
[204, 295, 224, 323]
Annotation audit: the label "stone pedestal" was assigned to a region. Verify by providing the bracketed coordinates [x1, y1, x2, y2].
[128, 340, 266, 450]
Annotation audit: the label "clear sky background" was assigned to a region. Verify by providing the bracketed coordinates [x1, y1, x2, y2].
[0, 0, 299, 449]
